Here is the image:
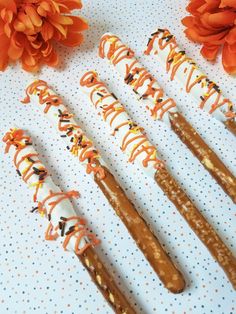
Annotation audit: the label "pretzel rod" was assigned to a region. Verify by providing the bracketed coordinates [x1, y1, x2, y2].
[154, 167, 236, 290]
[80, 71, 236, 289]
[3, 128, 135, 313]
[22, 80, 186, 293]
[144, 28, 236, 135]
[169, 112, 236, 203]
[99, 33, 236, 203]
[224, 119, 236, 136]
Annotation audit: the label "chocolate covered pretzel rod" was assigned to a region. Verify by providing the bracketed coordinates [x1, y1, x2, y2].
[22, 80, 186, 293]
[80, 71, 236, 290]
[99, 33, 236, 204]
[3, 128, 135, 314]
[145, 28, 236, 136]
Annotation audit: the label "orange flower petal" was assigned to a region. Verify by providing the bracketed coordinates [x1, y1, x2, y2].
[22, 61, 39, 72]
[225, 27, 236, 45]
[51, 29, 62, 41]
[41, 21, 54, 41]
[49, 19, 67, 37]
[61, 1, 82, 10]
[22, 46, 37, 66]
[220, 0, 236, 9]
[8, 34, 24, 60]
[0, 0, 16, 12]
[201, 11, 236, 28]
[222, 43, 236, 74]
[50, 1, 60, 14]
[30, 39, 42, 50]
[13, 19, 26, 32]
[45, 49, 59, 67]
[186, 0, 205, 14]
[4, 22, 11, 37]
[197, 1, 221, 14]
[37, 2, 51, 17]
[18, 12, 34, 30]
[26, 34, 37, 43]
[41, 42, 53, 57]
[228, 42, 236, 53]
[1, 8, 13, 23]
[181, 16, 196, 28]
[68, 16, 88, 32]
[49, 14, 73, 25]
[200, 44, 220, 60]
[60, 31, 83, 47]
[0, 19, 4, 35]
[185, 28, 228, 44]
[56, 3, 71, 14]
[0, 33, 9, 70]
[25, 5, 42, 27]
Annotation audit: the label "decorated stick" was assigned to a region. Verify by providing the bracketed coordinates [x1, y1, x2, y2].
[3, 128, 136, 314]
[145, 28, 236, 136]
[99, 33, 236, 204]
[22, 80, 186, 294]
[80, 71, 236, 290]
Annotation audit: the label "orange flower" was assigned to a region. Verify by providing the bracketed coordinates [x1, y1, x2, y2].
[0, 0, 88, 72]
[182, 0, 236, 74]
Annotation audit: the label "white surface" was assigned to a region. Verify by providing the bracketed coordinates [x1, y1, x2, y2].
[0, 1, 235, 313]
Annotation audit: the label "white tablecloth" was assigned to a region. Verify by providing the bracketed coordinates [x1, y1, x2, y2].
[0, 1, 235, 313]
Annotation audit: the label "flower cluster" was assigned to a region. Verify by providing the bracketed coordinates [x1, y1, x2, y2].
[182, 0, 236, 74]
[0, 0, 88, 71]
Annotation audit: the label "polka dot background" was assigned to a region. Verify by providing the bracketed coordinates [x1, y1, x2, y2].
[0, 0, 235, 313]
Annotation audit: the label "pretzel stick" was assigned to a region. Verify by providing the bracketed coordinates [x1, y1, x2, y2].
[169, 112, 236, 203]
[224, 119, 236, 136]
[94, 165, 186, 293]
[99, 33, 236, 204]
[80, 71, 236, 290]
[144, 28, 236, 135]
[22, 80, 186, 293]
[3, 128, 135, 313]
[78, 247, 136, 314]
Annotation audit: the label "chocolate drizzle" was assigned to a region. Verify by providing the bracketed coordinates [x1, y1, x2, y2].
[94, 165, 185, 293]
[169, 112, 236, 203]
[155, 167, 236, 289]
[77, 247, 136, 314]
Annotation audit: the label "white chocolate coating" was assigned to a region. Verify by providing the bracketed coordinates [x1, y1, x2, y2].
[99, 33, 178, 127]
[145, 29, 236, 123]
[3, 129, 99, 253]
[80, 71, 164, 179]
[22, 80, 107, 178]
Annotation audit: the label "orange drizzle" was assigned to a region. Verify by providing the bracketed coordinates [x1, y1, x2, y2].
[58, 108, 105, 178]
[40, 189, 100, 254]
[81, 72, 164, 171]
[3, 129, 48, 202]
[3, 128, 100, 255]
[22, 80, 63, 113]
[62, 216, 100, 255]
[99, 34, 176, 120]
[22, 80, 105, 179]
[145, 29, 235, 119]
